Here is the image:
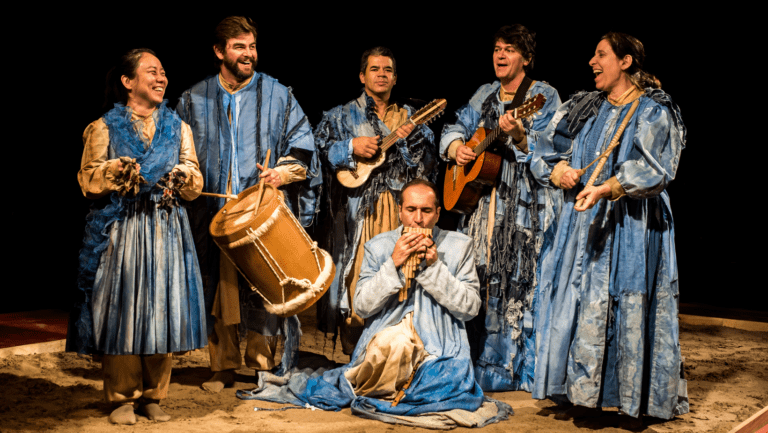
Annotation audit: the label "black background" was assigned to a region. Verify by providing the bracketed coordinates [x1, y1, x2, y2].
[7, 7, 757, 314]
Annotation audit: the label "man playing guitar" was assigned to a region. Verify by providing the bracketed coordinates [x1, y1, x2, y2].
[439, 24, 561, 392]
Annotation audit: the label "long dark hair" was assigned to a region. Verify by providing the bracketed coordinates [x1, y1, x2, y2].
[103, 48, 158, 109]
[601, 32, 660, 89]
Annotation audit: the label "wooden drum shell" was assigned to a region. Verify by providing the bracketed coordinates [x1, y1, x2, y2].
[209, 184, 334, 318]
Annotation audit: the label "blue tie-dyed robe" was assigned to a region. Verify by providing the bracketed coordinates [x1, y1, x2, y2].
[530, 89, 688, 419]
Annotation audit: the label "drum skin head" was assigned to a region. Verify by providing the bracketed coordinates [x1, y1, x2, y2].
[210, 184, 279, 240]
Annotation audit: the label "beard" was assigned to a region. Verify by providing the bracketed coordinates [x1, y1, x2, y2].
[223, 56, 256, 81]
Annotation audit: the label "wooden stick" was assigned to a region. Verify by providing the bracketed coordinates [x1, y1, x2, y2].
[252, 149, 272, 214]
[200, 192, 239, 200]
[575, 99, 640, 208]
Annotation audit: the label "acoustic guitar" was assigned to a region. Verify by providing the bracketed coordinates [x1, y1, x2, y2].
[336, 99, 447, 188]
[443, 93, 546, 214]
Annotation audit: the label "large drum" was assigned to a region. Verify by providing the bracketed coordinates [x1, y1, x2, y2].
[209, 184, 334, 318]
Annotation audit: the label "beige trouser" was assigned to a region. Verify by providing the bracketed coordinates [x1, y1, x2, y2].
[103, 354, 172, 404]
[207, 317, 279, 371]
[344, 313, 429, 400]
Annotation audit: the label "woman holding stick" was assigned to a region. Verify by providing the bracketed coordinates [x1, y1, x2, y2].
[69, 48, 206, 424]
[530, 32, 687, 423]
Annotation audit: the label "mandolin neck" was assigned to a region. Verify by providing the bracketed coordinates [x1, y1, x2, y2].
[379, 119, 414, 152]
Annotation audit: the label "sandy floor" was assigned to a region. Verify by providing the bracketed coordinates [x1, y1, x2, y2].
[1, 308, 766, 433]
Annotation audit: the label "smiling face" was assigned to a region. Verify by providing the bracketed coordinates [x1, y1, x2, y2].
[359, 55, 396, 100]
[399, 184, 440, 230]
[493, 40, 529, 84]
[589, 39, 632, 94]
[216, 32, 257, 82]
[122, 53, 167, 110]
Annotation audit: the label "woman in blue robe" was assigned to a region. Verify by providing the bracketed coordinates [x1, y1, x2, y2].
[70, 48, 206, 424]
[530, 32, 688, 421]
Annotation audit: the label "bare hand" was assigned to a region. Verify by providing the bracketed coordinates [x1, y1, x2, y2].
[561, 168, 581, 190]
[574, 184, 611, 212]
[499, 110, 524, 142]
[391, 232, 424, 268]
[455, 145, 477, 166]
[257, 163, 282, 187]
[395, 123, 415, 140]
[353, 136, 380, 158]
[420, 237, 438, 267]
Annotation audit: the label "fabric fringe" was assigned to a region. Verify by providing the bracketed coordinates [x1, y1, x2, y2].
[472, 92, 543, 340]
[275, 315, 301, 376]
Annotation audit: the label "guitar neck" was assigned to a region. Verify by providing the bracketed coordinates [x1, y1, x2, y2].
[474, 126, 506, 155]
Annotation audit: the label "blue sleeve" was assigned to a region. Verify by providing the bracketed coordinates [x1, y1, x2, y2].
[530, 101, 572, 187]
[616, 103, 683, 198]
[525, 83, 562, 160]
[314, 107, 355, 171]
[354, 238, 402, 319]
[395, 119, 435, 168]
[439, 103, 481, 161]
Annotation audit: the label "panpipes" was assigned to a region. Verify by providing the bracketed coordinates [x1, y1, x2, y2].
[400, 227, 433, 302]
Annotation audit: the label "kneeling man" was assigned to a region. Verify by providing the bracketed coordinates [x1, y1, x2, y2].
[240, 180, 511, 427]
[343, 179, 482, 405]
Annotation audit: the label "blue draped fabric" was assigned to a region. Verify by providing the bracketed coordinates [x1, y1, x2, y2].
[313, 92, 437, 338]
[530, 89, 688, 419]
[439, 81, 562, 392]
[69, 103, 207, 355]
[176, 73, 320, 347]
[237, 228, 512, 427]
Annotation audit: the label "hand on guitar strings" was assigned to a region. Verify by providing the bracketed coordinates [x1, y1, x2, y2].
[456, 144, 477, 166]
[256, 163, 283, 187]
[499, 110, 525, 142]
[392, 231, 437, 268]
[353, 135, 380, 158]
[574, 184, 611, 212]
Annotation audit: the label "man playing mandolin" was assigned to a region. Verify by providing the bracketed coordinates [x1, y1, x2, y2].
[314, 46, 438, 356]
[439, 24, 561, 392]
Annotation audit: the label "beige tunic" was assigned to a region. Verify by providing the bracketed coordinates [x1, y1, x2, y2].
[78, 110, 203, 201]
[345, 104, 409, 327]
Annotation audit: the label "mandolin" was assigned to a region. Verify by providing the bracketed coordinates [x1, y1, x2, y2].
[443, 93, 546, 214]
[336, 99, 447, 188]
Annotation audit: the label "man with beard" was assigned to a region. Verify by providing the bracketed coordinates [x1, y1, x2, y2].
[176, 16, 320, 392]
[314, 47, 437, 356]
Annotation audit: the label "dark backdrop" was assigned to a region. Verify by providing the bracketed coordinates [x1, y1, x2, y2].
[7, 7, 755, 314]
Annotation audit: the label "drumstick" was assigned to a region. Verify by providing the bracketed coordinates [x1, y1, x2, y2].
[200, 192, 239, 200]
[252, 149, 272, 214]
